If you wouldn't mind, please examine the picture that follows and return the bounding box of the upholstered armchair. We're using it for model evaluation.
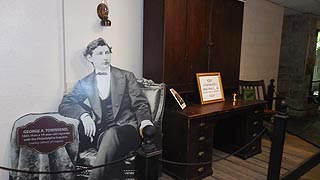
[76,78,165,179]
[10,78,165,180]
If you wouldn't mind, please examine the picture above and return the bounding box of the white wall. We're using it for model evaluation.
[240,0,284,86]
[64,0,144,91]
[0,1,64,178]
[0,0,144,178]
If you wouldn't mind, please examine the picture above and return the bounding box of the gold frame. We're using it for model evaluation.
[196,72,225,104]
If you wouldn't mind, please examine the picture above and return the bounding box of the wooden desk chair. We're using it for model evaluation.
[238,79,283,140]
[238,79,280,118]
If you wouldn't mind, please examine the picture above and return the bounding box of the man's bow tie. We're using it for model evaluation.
[96,72,108,75]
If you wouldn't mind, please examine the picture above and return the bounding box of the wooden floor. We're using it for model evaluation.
[160,134,320,180]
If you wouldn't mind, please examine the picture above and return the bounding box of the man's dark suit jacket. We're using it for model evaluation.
[58,66,152,131]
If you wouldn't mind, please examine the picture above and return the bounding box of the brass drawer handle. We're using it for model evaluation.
[253,121,258,125]
[198,151,205,157]
[199,122,206,127]
[254,110,260,114]
[252,133,257,137]
[198,167,204,173]
[251,146,257,150]
[199,136,206,141]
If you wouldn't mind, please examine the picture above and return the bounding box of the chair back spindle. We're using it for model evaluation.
[239,80,267,102]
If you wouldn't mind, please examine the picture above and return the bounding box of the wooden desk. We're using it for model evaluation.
[162,100,266,180]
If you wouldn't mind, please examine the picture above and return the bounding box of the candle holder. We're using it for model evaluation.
[97,0,111,26]
[232,92,238,102]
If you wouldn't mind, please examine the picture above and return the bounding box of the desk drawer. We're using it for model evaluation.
[247,120,262,141]
[188,118,214,162]
[190,118,213,133]
[237,138,262,159]
[189,119,214,145]
[247,108,263,123]
[188,143,213,162]
[187,163,213,179]
[246,108,263,142]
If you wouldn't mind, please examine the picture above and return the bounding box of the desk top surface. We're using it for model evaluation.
[169,99,267,118]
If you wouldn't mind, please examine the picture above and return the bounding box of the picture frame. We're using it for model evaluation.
[169,88,186,110]
[196,72,225,104]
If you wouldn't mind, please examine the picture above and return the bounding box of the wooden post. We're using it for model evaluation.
[267,79,275,110]
[135,149,161,180]
[135,126,161,180]
[267,100,288,180]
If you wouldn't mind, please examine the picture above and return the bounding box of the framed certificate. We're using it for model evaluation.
[196,72,225,104]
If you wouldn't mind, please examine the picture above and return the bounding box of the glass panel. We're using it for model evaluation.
[311,31,320,96]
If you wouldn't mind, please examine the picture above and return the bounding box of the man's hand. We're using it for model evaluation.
[80,113,96,141]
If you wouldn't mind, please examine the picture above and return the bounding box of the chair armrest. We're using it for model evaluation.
[137,78,166,128]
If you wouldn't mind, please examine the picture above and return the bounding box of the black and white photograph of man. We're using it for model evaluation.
[58,38,153,180]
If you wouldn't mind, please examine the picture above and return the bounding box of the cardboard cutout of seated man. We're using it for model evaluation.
[58,38,153,180]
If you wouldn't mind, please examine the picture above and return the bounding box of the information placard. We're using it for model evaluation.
[196,72,225,104]
[17,116,74,154]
